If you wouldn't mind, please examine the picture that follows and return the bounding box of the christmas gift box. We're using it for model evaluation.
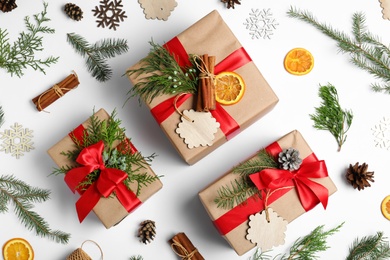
[126,10,278,165]
[198,130,337,255]
[47,108,163,228]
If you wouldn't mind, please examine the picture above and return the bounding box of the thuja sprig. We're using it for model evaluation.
[67,32,129,82]
[310,83,353,152]
[0,2,58,77]
[214,149,277,209]
[346,231,390,260]
[287,7,390,94]
[125,40,198,104]
[0,175,70,244]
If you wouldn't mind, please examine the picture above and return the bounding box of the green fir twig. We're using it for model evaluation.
[347,231,390,260]
[287,7,390,94]
[130,255,143,260]
[67,32,129,82]
[0,2,58,77]
[0,175,70,244]
[310,83,353,152]
[0,106,4,127]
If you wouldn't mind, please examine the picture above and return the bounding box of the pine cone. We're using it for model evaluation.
[0,0,17,13]
[221,0,241,9]
[346,162,374,190]
[278,148,302,171]
[64,3,83,21]
[138,220,156,244]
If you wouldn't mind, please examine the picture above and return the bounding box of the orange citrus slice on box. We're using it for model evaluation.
[284,47,314,75]
[381,195,390,220]
[214,71,245,105]
[2,238,34,260]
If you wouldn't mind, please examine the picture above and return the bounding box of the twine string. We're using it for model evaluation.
[171,239,198,260]
[192,54,215,81]
[173,93,193,122]
[81,240,104,259]
[264,186,295,222]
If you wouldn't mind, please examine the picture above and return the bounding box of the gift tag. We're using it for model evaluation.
[175,110,220,149]
[246,208,288,251]
[380,0,390,19]
[138,0,177,21]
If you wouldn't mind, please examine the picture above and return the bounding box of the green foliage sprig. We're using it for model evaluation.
[347,231,390,260]
[125,40,198,104]
[287,7,390,94]
[214,149,277,209]
[67,32,129,82]
[310,83,353,152]
[130,255,143,260]
[52,109,160,197]
[249,223,344,260]
[0,106,4,127]
[0,2,58,77]
[0,174,70,244]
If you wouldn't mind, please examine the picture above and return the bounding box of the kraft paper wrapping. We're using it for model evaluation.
[198,130,337,256]
[47,108,163,229]
[127,10,279,165]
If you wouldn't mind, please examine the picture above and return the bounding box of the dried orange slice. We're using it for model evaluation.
[381,195,390,220]
[2,238,34,260]
[214,71,245,105]
[284,47,314,75]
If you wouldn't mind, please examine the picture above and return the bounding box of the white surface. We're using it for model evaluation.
[0,0,389,259]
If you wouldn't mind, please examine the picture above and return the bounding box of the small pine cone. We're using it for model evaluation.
[0,0,17,13]
[64,3,83,21]
[346,162,374,191]
[138,220,156,244]
[278,148,302,171]
[221,0,241,9]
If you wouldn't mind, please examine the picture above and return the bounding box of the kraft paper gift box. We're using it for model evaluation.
[127,10,279,165]
[47,108,163,229]
[198,130,337,256]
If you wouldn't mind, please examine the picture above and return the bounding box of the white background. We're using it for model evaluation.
[0,0,389,259]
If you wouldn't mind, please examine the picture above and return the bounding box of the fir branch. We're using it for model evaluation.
[0,2,58,77]
[287,7,390,94]
[0,175,70,244]
[233,149,278,177]
[310,83,353,152]
[67,32,129,82]
[0,106,4,127]
[130,255,143,260]
[125,40,198,104]
[347,232,390,260]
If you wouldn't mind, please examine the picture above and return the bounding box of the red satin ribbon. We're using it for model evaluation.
[213,141,329,235]
[66,126,141,223]
[151,37,253,139]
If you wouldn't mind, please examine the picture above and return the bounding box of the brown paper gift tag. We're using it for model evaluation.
[198,130,337,255]
[127,10,279,165]
[47,108,163,229]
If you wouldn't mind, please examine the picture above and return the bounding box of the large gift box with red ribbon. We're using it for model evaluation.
[47,108,163,228]
[198,130,337,255]
[127,10,278,165]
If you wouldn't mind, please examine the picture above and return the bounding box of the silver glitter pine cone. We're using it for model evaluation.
[278,148,302,171]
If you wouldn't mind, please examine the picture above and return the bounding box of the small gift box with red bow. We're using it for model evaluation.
[126,10,278,165]
[198,130,337,256]
[47,108,163,228]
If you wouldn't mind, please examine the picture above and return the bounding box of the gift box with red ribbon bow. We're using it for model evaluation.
[198,130,337,255]
[127,10,278,165]
[47,108,163,228]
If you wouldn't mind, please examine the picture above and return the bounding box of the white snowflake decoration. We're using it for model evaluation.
[92,0,127,30]
[371,116,390,150]
[0,123,34,159]
[243,8,279,40]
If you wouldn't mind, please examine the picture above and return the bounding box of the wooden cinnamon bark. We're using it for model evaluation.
[169,232,204,260]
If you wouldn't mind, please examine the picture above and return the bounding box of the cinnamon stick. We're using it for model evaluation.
[208,56,216,110]
[201,54,210,111]
[195,54,216,112]
[169,232,204,260]
[32,72,80,112]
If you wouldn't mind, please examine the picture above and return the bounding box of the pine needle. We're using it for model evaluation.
[67,33,129,82]
[310,83,353,151]
[0,175,70,244]
[130,255,143,260]
[347,232,390,260]
[287,7,390,94]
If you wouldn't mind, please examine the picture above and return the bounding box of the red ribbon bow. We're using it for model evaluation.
[249,145,329,211]
[64,140,140,222]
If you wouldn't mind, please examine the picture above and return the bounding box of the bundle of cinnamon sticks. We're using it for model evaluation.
[196,54,216,112]
[169,232,204,260]
[32,72,80,112]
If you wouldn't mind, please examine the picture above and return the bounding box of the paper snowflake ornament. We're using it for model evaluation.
[0,123,34,159]
[92,0,127,30]
[243,8,279,39]
[175,110,220,149]
[138,0,177,21]
[372,117,390,150]
[246,208,288,251]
